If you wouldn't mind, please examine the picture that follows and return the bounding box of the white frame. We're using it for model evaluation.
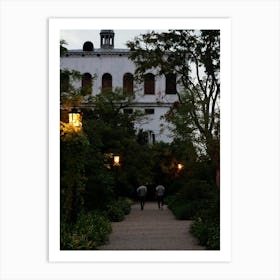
[49,18,232,262]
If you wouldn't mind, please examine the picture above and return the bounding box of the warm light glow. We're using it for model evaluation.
[69,112,82,128]
[113,155,120,166]
[177,163,184,170]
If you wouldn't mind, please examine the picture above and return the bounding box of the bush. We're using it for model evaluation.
[190,192,220,250]
[105,197,132,222]
[190,218,209,245]
[61,211,112,250]
[167,179,220,250]
[167,180,214,219]
[191,218,220,250]
[106,203,125,222]
[171,199,210,220]
[178,180,214,201]
[118,197,133,215]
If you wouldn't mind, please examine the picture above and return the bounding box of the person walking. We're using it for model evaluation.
[136,184,147,210]
[155,184,165,209]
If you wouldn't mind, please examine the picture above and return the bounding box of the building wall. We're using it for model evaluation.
[61,51,179,143]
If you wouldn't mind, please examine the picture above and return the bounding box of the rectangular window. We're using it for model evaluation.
[152,133,155,143]
[165,73,177,94]
[145,108,155,115]
[123,108,133,114]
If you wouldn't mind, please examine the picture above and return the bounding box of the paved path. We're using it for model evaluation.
[98,202,205,250]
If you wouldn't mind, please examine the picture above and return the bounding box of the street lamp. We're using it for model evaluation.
[68,107,82,129]
[177,163,184,171]
[113,155,121,167]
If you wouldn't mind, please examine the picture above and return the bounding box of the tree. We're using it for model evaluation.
[60,39,68,57]
[60,122,89,223]
[127,30,220,180]
[83,89,151,198]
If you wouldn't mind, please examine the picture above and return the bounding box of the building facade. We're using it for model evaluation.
[61,30,181,143]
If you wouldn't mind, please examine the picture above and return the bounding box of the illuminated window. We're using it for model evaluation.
[123,73,134,94]
[102,73,112,91]
[144,73,155,95]
[165,73,177,94]
[82,73,92,95]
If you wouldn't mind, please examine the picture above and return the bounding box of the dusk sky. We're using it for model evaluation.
[60,30,165,50]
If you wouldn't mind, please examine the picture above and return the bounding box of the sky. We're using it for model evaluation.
[61,30,148,50]
[60,30,167,50]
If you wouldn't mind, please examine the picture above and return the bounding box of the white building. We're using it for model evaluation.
[61,30,180,143]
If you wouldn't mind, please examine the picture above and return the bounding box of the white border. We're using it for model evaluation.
[49,18,231,262]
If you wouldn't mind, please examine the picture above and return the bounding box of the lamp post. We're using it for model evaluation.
[113,155,121,167]
[112,154,121,195]
[177,163,184,171]
[68,107,82,129]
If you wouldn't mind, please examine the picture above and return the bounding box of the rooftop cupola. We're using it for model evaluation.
[100,30,114,49]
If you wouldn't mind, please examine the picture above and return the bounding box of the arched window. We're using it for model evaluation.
[144,73,155,95]
[123,73,134,94]
[102,73,112,91]
[82,73,92,95]
[165,73,177,94]
[83,41,94,51]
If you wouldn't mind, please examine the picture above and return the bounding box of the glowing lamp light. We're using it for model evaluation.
[177,163,184,171]
[113,155,120,166]
[69,108,82,128]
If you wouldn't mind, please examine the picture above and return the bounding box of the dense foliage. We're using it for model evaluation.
[166,179,220,249]
[190,192,220,250]
[60,123,89,224]
[60,211,112,250]
[127,30,220,172]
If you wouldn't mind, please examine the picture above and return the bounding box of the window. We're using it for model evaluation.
[123,73,134,94]
[147,131,156,144]
[83,41,94,51]
[145,108,154,115]
[82,73,92,95]
[144,73,155,94]
[165,73,177,94]
[102,73,112,91]
[123,108,133,114]
[60,71,69,93]
[151,133,156,144]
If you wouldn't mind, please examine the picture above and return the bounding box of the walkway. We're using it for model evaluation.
[98,202,205,250]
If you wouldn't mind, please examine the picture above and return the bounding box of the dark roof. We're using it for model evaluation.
[100,30,114,34]
[65,48,130,56]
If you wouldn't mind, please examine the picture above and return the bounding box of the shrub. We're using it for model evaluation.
[190,218,209,245]
[191,218,220,250]
[118,197,133,215]
[171,199,211,220]
[105,197,132,222]
[168,180,214,219]
[61,211,112,250]
[190,192,220,250]
[178,180,213,201]
[167,179,220,250]
[106,203,125,222]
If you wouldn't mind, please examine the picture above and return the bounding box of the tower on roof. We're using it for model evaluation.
[100,30,115,49]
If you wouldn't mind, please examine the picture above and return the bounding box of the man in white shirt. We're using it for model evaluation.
[155,184,165,209]
[136,185,147,210]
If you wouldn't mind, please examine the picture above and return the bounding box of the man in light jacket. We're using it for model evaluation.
[137,185,147,210]
[155,184,165,209]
